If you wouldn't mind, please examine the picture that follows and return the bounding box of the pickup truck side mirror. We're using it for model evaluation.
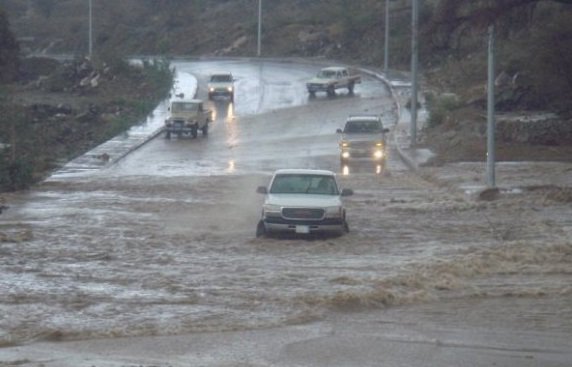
[341,188,353,197]
[256,186,268,194]
[336,128,343,134]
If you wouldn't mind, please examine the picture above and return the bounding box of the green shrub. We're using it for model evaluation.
[427,93,462,128]
[0,157,33,191]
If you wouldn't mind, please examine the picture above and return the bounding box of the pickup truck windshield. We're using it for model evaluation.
[172,102,199,113]
[210,74,232,82]
[317,70,337,79]
[344,120,383,133]
[270,174,339,195]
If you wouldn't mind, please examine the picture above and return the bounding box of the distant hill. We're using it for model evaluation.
[2,0,572,112]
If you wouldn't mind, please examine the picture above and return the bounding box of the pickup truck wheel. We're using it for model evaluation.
[207,93,213,100]
[256,220,267,238]
[165,131,171,139]
[348,82,355,94]
[308,90,316,98]
[229,93,234,103]
[327,86,335,96]
[191,124,198,138]
[202,122,209,136]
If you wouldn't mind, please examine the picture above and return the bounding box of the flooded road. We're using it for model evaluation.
[1,60,571,366]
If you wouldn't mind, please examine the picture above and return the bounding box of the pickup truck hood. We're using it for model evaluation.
[266,194,342,208]
[208,81,232,89]
[168,112,196,120]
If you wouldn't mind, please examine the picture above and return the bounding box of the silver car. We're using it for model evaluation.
[207,72,235,102]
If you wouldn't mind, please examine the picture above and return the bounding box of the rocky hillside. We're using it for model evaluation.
[3,0,572,112]
[0,7,173,191]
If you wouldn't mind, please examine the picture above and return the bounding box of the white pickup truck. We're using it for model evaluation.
[255,169,353,237]
[306,66,361,96]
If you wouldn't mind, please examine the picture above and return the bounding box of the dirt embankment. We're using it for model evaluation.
[0,56,172,192]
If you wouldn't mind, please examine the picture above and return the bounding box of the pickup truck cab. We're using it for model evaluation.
[207,72,235,102]
[306,66,361,96]
[337,115,390,164]
[255,169,353,237]
[164,99,212,139]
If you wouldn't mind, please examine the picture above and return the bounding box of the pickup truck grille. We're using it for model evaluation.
[282,208,324,220]
[350,141,376,149]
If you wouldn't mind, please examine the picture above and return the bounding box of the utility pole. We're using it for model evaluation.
[486,25,496,187]
[384,0,390,73]
[88,0,93,59]
[257,0,262,57]
[410,0,419,147]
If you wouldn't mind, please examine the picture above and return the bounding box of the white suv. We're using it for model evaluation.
[207,72,235,102]
[256,169,353,237]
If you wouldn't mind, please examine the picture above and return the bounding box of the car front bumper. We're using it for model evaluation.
[306,84,330,92]
[262,217,345,234]
[341,148,386,161]
[209,88,233,96]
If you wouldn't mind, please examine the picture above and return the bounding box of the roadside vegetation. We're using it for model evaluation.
[0,8,173,191]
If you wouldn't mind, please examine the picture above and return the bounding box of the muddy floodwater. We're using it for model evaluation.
[1,60,571,366]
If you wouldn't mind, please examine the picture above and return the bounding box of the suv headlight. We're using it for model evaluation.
[227,87,233,92]
[324,206,343,218]
[373,150,384,159]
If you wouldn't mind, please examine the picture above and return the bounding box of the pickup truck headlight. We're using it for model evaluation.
[341,151,350,159]
[341,141,349,147]
[324,206,343,218]
[227,87,233,92]
[373,150,384,159]
[263,204,281,216]
[209,87,215,92]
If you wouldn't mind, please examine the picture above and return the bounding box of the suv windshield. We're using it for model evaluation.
[344,120,382,133]
[270,174,338,195]
[171,102,199,113]
[210,74,232,82]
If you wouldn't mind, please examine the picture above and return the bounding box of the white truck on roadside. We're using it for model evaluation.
[306,66,361,96]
